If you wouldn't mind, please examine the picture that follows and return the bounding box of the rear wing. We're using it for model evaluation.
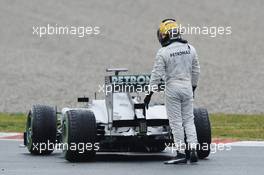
[105,74,165,93]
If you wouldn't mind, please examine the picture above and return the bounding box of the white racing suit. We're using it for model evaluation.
[149,41,200,152]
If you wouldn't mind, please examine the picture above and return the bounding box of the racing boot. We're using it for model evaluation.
[189,149,198,163]
[164,151,187,164]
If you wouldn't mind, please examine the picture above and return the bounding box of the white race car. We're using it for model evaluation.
[24,68,211,162]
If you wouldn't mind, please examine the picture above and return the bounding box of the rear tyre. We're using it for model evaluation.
[194,108,211,159]
[63,110,97,162]
[26,105,57,155]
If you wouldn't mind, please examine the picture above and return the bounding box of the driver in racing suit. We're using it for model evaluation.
[144,19,200,164]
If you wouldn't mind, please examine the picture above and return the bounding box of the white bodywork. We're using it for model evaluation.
[91,93,167,123]
[61,92,168,136]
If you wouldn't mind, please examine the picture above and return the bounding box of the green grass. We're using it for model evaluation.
[0,113,264,140]
[210,114,264,140]
[0,113,26,132]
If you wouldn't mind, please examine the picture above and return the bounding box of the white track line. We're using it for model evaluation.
[0,132,21,137]
[227,141,264,147]
[0,139,23,141]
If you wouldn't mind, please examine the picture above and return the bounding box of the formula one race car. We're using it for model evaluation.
[24,68,211,162]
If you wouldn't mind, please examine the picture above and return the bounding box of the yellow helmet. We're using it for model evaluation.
[157,19,181,47]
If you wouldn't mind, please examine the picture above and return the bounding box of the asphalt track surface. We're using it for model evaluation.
[1,140,264,175]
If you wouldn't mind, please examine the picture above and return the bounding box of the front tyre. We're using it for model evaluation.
[26,105,57,155]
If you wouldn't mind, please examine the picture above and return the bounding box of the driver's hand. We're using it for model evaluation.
[192,86,197,98]
[144,91,154,109]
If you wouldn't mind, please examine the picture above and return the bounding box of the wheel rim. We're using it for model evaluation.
[26,112,33,151]
[62,116,69,155]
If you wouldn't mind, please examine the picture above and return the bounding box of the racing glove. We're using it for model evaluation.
[192,86,197,98]
[144,91,154,109]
